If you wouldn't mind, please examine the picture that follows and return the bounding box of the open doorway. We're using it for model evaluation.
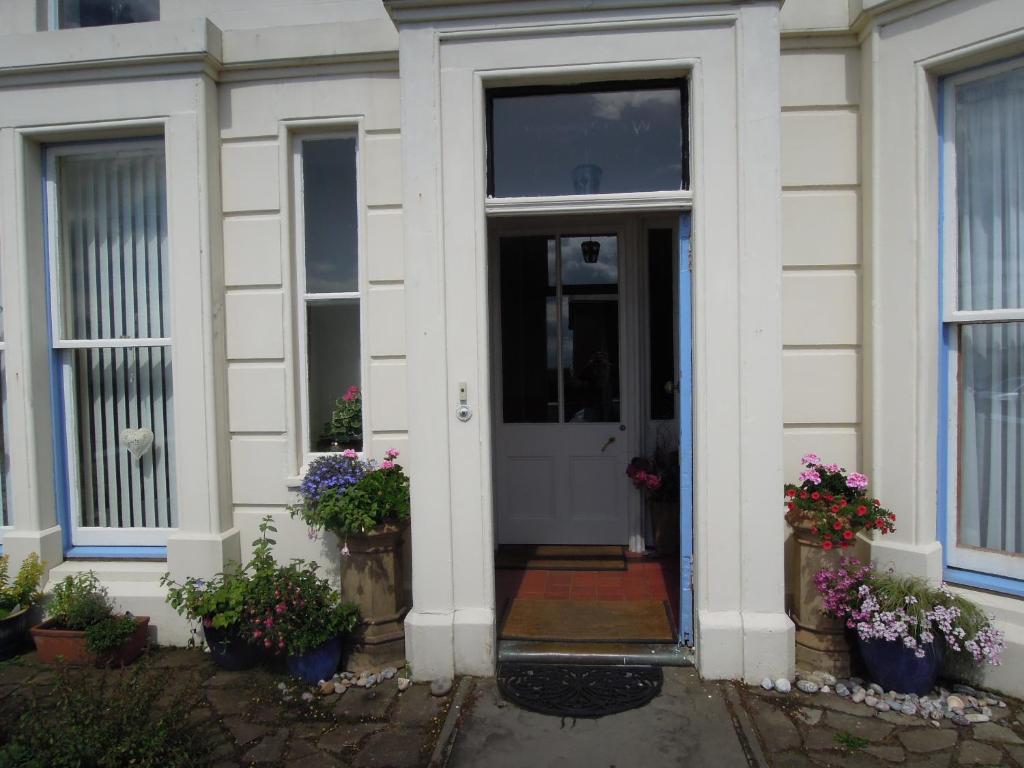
[489,215,686,658]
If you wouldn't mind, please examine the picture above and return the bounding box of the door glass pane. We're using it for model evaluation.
[955,66,1024,312]
[307,300,362,450]
[489,82,685,198]
[72,347,175,529]
[560,236,619,422]
[58,0,159,28]
[958,321,1024,554]
[57,151,169,341]
[500,237,558,423]
[302,138,358,295]
[648,228,675,420]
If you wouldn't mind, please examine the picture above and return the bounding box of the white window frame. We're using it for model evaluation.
[0,343,8,544]
[45,139,176,547]
[941,58,1024,581]
[292,132,368,464]
[48,0,160,30]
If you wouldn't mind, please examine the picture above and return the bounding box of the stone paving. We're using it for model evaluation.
[736,679,1024,767]
[0,648,453,768]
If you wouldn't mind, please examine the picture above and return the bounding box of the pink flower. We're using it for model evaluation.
[846,472,869,490]
[823,463,841,473]
[275,603,286,615]
[646,475,662,491]
[342,385,360,402]
[380,460,395,470]
[253,629,262,639]
[386,448,400,459]
[799,469,822,485]
[342,449,358,459]
[801,453,821,466]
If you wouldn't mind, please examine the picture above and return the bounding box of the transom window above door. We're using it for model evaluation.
[486,80,688,198]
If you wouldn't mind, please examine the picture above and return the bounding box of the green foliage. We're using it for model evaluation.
[0,554,45,619]
[241,517,359,656]
[833,732,868,751]
[48,572,113,631]
[295,465,410,536]
[85,615,139,655]
[320,384,362,445]
[0,665,214,768]
[161,566,249,635]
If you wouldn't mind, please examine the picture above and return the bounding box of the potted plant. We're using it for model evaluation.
[783,454,896,674]
[0,553,45,660]
[291,448,410,666]
[319,384,362,451]
[626,437,680,554]
[31,572,149,667]
[817,559,1004,694]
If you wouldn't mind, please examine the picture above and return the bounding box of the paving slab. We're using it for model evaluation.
[898,728,958,753]
[957,739,1004,765]
[448,668,749,768]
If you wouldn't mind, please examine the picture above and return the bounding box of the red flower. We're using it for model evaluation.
[831,505,840,513]
[840,541,849,549]
[811,527,818,534]
[857,505,868,516]
[839,499,848,507]
[842,530,854,540]
[811,492,821,501]
[800,492,809,499]
[822,541,834,551]
[786,488,797,497]
[833,521,843,530]
[824,533,832,540]
[787,502,796,511]
[888,514,896,521]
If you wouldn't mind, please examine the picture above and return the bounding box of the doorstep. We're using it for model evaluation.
[498,639,694,667]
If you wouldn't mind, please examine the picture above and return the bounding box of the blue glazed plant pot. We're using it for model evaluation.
[286,636,343,684]
[858,636,943,695]
[202,622,262,671]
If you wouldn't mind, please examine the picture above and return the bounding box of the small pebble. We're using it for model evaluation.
[761,677,774,691]
[796,680,820,694]
[277,682,287,691]
[818,672,837,686]
[865,696,878,707]
[334,682,347,695]
[300,692,314,702]
[901,704,917,716]
[852,689,866,704]
[319,681,334,695]
[397,677,412,692]
[869,683,885,695]
[875,701,891,712]
[431,676,454,697]
[366,674,378,687]
[952,714,970,726]
[821,686,831,694]
[836,683,850,698]
[775,679,791,694]
[382,667,398,680]
[947,695,965,710]
[964,713,990,723]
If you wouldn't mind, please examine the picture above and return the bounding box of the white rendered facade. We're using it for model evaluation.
[0,0,1022,694]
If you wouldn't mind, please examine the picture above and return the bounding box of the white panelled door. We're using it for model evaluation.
[494,231,630,545]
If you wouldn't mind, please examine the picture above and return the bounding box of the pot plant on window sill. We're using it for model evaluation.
[31,572,149,667]
[291,448,411,668]
[0,553,45,661]
[318,385,363,453]
[783,454,896,675]
[816,559,1004,695]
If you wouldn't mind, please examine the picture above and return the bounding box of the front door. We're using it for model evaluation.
[494,230,631,544]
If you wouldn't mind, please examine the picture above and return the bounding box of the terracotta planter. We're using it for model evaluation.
[31,615,150,667]
[788,526,855,676]
[338,521,409,669]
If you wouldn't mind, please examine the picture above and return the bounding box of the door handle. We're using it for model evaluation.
[601,436,616,453]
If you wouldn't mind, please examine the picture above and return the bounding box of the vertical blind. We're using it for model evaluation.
[955,66,1024,556]
[56,149,176,531]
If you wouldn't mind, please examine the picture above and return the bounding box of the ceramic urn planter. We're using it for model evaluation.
[31,615,150,667]
[340,521,409,669]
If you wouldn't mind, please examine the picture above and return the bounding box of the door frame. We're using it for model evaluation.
[488,215,643,549]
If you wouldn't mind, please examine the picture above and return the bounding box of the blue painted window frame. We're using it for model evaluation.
[937,63,1024,598]
[42,141,167,561]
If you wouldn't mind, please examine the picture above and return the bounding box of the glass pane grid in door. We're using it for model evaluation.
[499,234,620,425]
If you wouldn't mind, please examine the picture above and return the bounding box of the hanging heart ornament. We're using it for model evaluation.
[120,427,154,460]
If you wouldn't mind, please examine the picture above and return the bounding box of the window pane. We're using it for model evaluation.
[307,301,361,450]
[302,138,358,295]
[57,150,169,341]
[500,236,558,423]
[58,0,159,28]
[958,321,1024,555]
[648,228,675,420]
[72,347,175,529]
[560,236,619,423]
[955,66,1024,311]
[489,82,685,198]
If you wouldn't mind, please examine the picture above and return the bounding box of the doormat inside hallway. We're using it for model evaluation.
[495,545,627,571]
[497,662,663,718]
[499,598,676,643]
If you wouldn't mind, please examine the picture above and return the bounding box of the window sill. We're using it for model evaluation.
[944,565,1024,600]
[64,545,167,560]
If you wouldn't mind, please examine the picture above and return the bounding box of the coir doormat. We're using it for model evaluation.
[497,662,663,718]
[495,545,627,571]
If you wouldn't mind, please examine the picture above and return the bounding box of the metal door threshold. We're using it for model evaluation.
[498,640,694,667]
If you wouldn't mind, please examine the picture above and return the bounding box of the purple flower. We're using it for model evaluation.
[298,454,367,505]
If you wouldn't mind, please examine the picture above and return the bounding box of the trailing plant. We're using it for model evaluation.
[0,664,216,767]
[0,554,45,619]
[320,384,362,446]
[48,572,115,631]
[784,453,895,550]
[291,449,410,536]
[816,558,1004,667]
[242,517,358,656]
